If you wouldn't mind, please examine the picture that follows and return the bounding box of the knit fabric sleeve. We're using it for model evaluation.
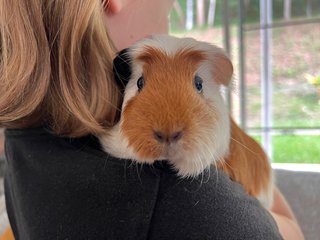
[4,128,282,240]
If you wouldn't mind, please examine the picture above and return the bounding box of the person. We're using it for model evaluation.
[0,0,303,239]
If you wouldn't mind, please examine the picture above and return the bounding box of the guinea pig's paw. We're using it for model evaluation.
[256,177,274,209]
[171,156,213,178]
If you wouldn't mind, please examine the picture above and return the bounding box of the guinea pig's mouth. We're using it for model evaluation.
[153,143,216,177]
[158,144,184,161]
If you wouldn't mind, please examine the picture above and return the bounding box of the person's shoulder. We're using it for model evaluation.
[149,169,283,240]
[4,126,112,164]
[5,126,99,149]
[5,126,52,138]
[4,127,162,174]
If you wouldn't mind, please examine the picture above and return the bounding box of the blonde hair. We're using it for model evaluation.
[0,0,120,137]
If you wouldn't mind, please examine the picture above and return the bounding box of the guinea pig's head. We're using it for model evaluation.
[113,35,233,177]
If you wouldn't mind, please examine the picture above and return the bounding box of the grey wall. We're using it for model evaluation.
[275,169,320,240]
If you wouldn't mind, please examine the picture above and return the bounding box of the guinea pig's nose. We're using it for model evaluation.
[154,130,183,143]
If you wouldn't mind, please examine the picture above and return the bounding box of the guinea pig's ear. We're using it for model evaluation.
[113,48,132,90]
[210,48,233,86]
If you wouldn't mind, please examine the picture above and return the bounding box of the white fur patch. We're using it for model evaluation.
[257,173,274,209]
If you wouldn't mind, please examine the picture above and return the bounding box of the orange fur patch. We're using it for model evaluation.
[210,53,233,86]
[218,117,271,198]
[0,227,14,240]
[121,47,217,161]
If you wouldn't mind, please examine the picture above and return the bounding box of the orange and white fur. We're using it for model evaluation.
[99,35,273,209]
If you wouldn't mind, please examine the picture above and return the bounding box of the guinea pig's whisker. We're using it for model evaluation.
[135,163,144,184]
[200,156,206,185]
[192,154,199,175]
[212,165,220,189]
[201,157,211,184]
[206,138,221,181]
[127,160,136,169]
[221,158,236,172]
[230,137,258,156]
[212,154,219,183]
[216,156,227,168]
[194,155,202,179]
[199,165,204,186]
[196,138,214,183]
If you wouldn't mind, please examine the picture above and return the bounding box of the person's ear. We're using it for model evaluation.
[104,0,124,14]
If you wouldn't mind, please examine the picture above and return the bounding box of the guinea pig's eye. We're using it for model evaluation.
[194,75,203,93]
[137,76,144,91]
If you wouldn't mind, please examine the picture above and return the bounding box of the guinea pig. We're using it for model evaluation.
[99,35,273,209]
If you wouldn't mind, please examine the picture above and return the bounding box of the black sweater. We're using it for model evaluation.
[4,128,282,240]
